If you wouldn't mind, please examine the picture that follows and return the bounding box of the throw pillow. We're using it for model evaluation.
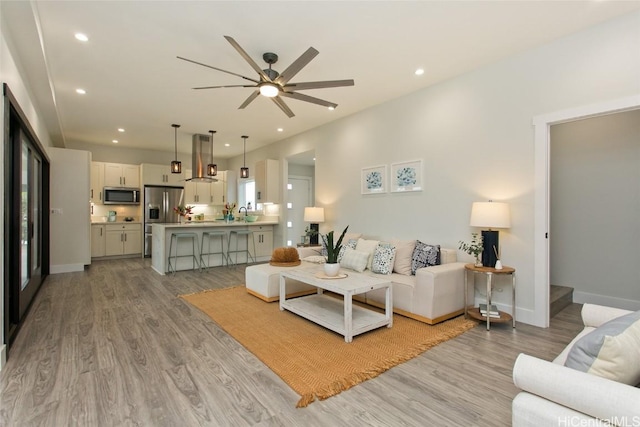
[371,242,397,275]
[564,310,640,385]
[337,239,358,262]
[410,241,441,275]
[391,239,416,276]
[340,248,369,273]
[355,238,380,270]
[302,255,326,264]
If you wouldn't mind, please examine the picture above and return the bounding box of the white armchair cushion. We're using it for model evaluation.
[564,310,640,385]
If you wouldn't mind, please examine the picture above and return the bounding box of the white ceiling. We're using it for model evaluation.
[3,1,640,159]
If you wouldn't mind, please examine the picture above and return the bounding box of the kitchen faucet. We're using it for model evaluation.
[238,206,248,220]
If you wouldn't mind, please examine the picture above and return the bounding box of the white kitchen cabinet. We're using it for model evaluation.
[249,225,273,258]
[254,159,280,204]
[105,223,142,256]
[140,163,184,186]
[104,163,140,188]
[91,224,106,257]
[184,169,213,204]
[210,171,227,205]
[90,162,105,204]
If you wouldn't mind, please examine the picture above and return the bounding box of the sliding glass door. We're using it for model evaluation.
[19,135,43,318]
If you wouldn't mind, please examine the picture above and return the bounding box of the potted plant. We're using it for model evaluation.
[321,225,349,277]
[459,232,484,267]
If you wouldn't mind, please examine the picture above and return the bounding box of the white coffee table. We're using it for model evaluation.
[279,265,393,343]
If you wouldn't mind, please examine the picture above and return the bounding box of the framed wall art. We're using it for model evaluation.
[361,165,387,194]
[391,160,422,192]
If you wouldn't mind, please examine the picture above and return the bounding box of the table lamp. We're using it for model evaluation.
[470,201,511,268]
[304,207,325,245]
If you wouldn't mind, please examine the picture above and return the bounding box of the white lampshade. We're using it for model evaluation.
[304,207,325,223]
[259,83,279,98]
[470,201,511,229]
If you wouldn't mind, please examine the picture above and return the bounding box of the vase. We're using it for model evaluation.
[324,263,341,277]
[228,214,234,221]
[474,255,483,267]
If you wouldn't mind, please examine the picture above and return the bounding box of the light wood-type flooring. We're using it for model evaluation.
[0,258,584,426]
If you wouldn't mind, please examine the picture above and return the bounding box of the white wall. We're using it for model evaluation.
[550,110,640,310]
[227,11,640,325]
[48,148,91,273]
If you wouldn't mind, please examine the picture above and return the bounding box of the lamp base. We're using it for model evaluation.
[309,223,319,245]
[481,230,499,268]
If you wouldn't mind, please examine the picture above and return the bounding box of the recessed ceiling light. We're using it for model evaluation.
[415,68,425,76]
[76,88,86,94]
[117,128,125,132]
[328,106,335,111]
[313,157,316,161]
[224,143,230,147]
[74,33,89,42]
[277,128,283,132]
[112,140,118,144]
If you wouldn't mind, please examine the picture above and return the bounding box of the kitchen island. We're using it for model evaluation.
[151,221,277,275]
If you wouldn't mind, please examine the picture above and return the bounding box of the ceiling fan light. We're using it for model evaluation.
[259,83,279,98]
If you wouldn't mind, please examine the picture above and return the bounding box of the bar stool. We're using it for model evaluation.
[200,230,228,268]
[168,232,201,274]
[227,230,256,266]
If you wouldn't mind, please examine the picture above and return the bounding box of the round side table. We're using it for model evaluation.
[464,264,516,330]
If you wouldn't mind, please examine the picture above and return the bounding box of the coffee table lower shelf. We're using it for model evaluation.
[281,294,391,342]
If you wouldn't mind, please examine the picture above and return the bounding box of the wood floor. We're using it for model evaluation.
[0,258,585,426]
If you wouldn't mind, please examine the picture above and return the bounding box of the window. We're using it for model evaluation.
[238,179,255,210]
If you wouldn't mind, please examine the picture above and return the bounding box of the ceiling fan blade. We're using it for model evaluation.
[238,90,260,109]
[283,79,355,91]
[275,47,319,85]
[193,84,256,90]
[271,97,295,118]
[224,36,271,82]
[177,56,260,83]
[279,91,337,109]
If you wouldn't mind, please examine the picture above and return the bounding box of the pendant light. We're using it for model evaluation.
[207,129,217,176]
[170,124,181,174]
[240,135,249,179]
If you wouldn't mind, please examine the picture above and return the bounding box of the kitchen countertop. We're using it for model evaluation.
[153,220,277,228]
[91,220,142,224]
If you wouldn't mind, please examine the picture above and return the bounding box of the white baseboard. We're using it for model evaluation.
[573,291,640,311]
[50,263,86,274]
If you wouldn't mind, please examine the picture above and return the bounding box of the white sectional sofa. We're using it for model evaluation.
[512,304,640,426]
[245,238,467,325]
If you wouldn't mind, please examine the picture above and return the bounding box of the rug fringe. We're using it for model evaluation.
[296,393,316,408]
[179,285,241,298]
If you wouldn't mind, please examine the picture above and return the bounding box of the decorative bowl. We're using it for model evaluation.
[244,215,258,222]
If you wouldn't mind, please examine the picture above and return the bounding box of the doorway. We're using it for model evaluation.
[533,94,640,327]
[3,84,50,348]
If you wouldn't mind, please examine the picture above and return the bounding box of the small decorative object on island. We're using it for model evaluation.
[174,205,194,223]
[223,202,237,222]
[459,232,484,267]
[321,225,349,277]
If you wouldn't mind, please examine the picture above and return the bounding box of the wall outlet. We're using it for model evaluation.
[51,208,63,215]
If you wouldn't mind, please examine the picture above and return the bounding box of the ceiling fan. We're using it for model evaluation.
[177,36,355,118]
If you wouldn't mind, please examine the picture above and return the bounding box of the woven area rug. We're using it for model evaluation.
[181,286,477,407]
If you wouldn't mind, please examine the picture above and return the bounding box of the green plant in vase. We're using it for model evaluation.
[321,225,349,276]
[459,232,484,267]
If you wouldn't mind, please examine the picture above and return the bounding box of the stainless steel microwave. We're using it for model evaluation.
[103,187,140,205]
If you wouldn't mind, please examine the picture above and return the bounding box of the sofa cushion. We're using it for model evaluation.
[564,310,640,385]
[355,238,380,270]
[340,248,369,273]
[371,242,396,275]
[391,239,416,276]
[337,238,358,262]
[410,241,441,275]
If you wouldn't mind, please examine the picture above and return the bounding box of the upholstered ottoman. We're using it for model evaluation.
[245,262,316,302]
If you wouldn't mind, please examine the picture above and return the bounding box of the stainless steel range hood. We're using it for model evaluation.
[187,133,218,182]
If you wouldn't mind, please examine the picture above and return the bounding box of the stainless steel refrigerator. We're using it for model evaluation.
[144,185,184,257]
